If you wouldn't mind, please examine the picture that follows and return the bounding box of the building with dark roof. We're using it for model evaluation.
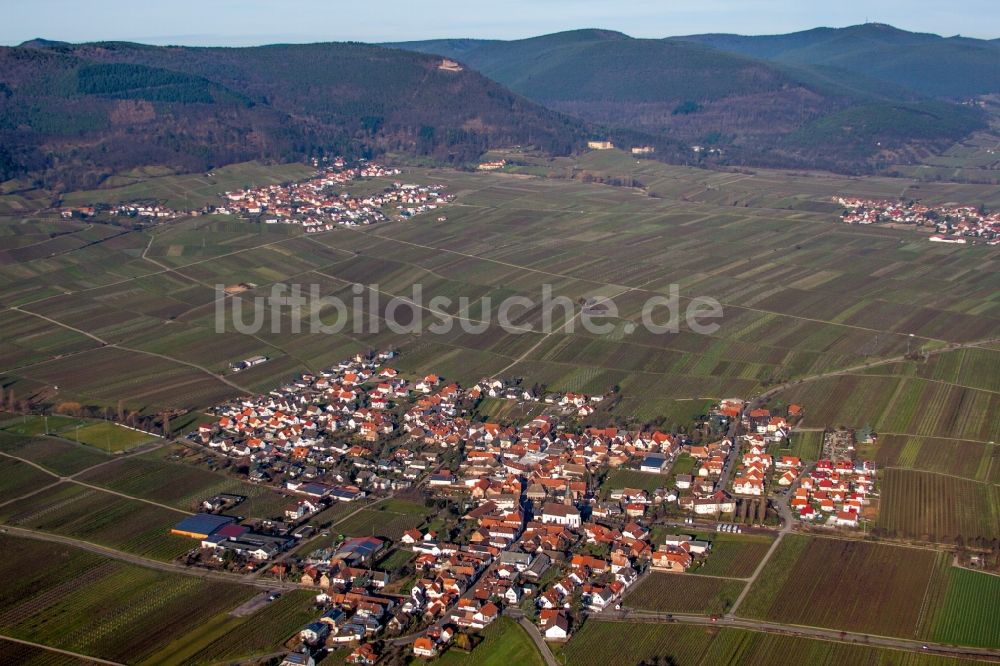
[171,513,236,539]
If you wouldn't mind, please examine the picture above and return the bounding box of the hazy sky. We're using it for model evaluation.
[3,0,998,46]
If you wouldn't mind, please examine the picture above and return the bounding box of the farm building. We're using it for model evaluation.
[171,513,236,539]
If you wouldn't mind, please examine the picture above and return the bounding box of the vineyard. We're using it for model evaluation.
[0,637,95,666]
[878,468,1000,543]
[622,572,745,615]
[874,435,999,483]
[772,375,1000,443]
[334,500,435,541]
[0,432,108,476]
[0,535,254,663]
[0,457,56,503]
[0,482,193,561]
[76,453,292,518]
[737,535,944,638]
[692,533,775,578]
[143,589,318,665]
[929,568,1000,648]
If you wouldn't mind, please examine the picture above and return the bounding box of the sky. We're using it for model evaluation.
[3,0,998,46]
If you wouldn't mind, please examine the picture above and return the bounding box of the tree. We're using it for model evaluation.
[756,497,767,524]
[162,413,171,437]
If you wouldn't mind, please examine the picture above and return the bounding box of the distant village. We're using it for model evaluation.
[161,346,880,663]
[60,159,453,233]
[219,159,452,231]
[837,196,1000,244]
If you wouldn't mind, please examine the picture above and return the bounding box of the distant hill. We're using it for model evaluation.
[673,23,1000,98]
[388,29,986,173]
[1,41,585,189]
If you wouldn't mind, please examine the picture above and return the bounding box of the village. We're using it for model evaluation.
[836,196,1000,243]
[160,347,881,664]
[218,159,453,231]
[59,159,452,234]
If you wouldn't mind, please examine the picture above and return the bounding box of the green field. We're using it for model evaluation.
[428,617,544,666]
[0,414,86,437]
[622,573,745,615]
[62,421,159,452]
[0,535,254,664]
[334,500,435,540]
[929,568,1000,648]
[560,620,988,666]
[604,468,669,494]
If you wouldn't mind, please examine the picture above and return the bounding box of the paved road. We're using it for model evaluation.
[598,611,1000,662]
[0,634,123,665]
[1,525,298,591]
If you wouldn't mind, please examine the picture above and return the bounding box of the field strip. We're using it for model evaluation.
[0,634,125,666]
[596,614,1000,661]
[493,285,638,377]
[883,466,1000,486]
[313,270,535,334]
[837,373,1000,396]
[8,306,253,393]
[341,225,956,343]
[876,432,999,445]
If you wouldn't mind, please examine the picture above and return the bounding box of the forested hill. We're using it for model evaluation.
[0,41,585,190]
[388,28,988,173]
[672,23,1000,98]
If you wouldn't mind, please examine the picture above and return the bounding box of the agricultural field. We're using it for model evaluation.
[737,535,945,639]
[780,430,824,461]
[0,482,193,561]
[0,413,86,437]
[874,435,1000,483]
[141,589,318,665]
[74,450,292,517]
[430,617,544,666]
[603,468,670,494]
[770,375,1000,444]
[560,620,988,666]
[622,572,745,615]
[61,420,159,453]
[60,160,314,209]
[0,432,108,476]
[0,456,57,503]
[377,547,417,573]
[928,567,1000,648]
[692,533,776,578]
[878,468,1000,543]
[2,160,998,423]
[0,535,254,664]
[862,347,1000,395]
[334,499,435,540]
[0,638,98,665]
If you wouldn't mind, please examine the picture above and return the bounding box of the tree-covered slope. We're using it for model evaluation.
[1,41,586,189]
